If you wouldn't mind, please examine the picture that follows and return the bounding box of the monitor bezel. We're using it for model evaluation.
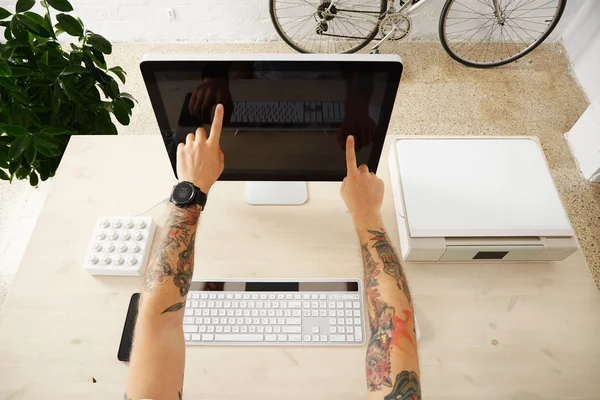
[140,56,403,182]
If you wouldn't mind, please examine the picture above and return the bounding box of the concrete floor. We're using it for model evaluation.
[0,41,597,310]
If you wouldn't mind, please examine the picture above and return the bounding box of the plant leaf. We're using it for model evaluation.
[109,66,126,83]
[8,135,30,160]
[33,132,59,148]
[87,33,112,54]
[0,169,9,180]
[55,13,83,36]
[16,14,52,38]
[118,92,137,103]
[24,139,37,163]
[29,170,38,186]
[5,39,30,48]
[90,48,106,69]
[0,7,11,20]
[10,18,29,41]
[10,66,35,77]
[112,98,130,125]
[11,91,30,105]
[0,124,28,136]
[61,65,87,75]
[47,0,73,12]
[0,77,20,91]
[41,127,76,135]
[15,0,35,13]
[0,59,11,77]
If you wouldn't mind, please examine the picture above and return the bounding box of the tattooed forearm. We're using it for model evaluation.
[361,229,420,398]
[162,301,186,314]
[368,230,412,303]
[142,205,200,308]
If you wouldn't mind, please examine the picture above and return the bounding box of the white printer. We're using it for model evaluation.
[388,137,578,262]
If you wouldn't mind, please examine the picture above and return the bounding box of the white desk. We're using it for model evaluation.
[0,136,599,399]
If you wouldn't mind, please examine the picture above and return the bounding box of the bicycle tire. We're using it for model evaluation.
[439,0,567,68]
[269,0,387,54]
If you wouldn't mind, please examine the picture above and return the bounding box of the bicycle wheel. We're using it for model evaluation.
[439,0,566,68]
[270,0,387,54]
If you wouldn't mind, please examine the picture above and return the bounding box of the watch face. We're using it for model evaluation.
[173,182,195,204]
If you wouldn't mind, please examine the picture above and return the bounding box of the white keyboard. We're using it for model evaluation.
[183,279,366,346]
[84,216,156,276]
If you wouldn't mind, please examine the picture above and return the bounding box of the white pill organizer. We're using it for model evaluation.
[85,216,156,276]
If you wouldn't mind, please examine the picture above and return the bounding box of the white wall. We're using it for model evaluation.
[563,0,600,101]
[0,0,589,43]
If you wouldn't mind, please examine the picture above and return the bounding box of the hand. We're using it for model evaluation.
[177,104,225,193]
[189,77,233,123]
[340,135,384,227]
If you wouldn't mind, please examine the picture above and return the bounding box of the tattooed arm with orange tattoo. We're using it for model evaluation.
[341,136,421,400]
[126,106,225,400]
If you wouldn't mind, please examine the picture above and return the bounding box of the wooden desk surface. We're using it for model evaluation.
[0,136,599,399]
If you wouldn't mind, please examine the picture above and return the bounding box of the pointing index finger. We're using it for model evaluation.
[346,135,358,175]
[209,104,224,144]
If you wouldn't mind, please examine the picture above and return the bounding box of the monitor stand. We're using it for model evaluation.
[244,182,308,205]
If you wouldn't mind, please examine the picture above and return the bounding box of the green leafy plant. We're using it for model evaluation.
[0,0,135,185]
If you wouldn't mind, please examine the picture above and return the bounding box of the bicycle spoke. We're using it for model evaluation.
[442,0,561,66]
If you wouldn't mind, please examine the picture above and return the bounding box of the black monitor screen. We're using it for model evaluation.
[141,58,402,181]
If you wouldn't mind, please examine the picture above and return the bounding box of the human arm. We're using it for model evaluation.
[340,136,421,399]
[125,105,226,400]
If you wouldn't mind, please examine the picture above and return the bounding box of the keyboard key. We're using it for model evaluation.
[312,334,320,342]
[227,310,234,316]
[232,326,240,333]
[185,309,193,316]
[199,326,207,333]
[268,310,275,317]
[338,327,346,334]
[257,326,264,333]
[241,326,248,333]
[311,310,318,317]
[353,301,360,309]
[311,294,318,300]
[303,294,310,300]
[211,317,219,324]
[345,310,352,317]
[242,294,250,300]
[345,302,352,308]
[253,318,260,325]
[209,294,216,299]
[260,310,267,317]
[346,318,353,325]
[329,310,336,317]
[183,325,198,333]
[311,301,318,308]
[289,301,301,309]
[290,310,298,317]
[217,294,224,299]
[329,302,336,309]
[243,310,250,317]
[235,310,242,316]
[215,334,264,342]
[216,326,223,333]
[280,301,287,308]
[220,317,227,324]
[210,310,218,316]
[249,326,256,333]
[319,302,327,309]
[319,310,327,317]
[215,301,223,308]
[264,302,271,309]
[329,327,337,334]
[269,318,277,325]
[261,317,268,325]
[303,302,311,309]
[219,310,226,317]
[347,335,354,342]
[224,326,231,333]
[311,327,320,334]
[272,301,279,308]
[354,318,362,325]
[195,317,203,324]
[252,310,259,317]
[240,301,247,308]
[319,294,327,300]
[208,326,215,333]
[265,334,277,342]
[265,326,273,333]
[184,334,191,341]
[260,294,267,300]
[282,326,301,334]
[330,334,346,342]
[184,317,194,324]
[191,334,201,341]
[303,335,311,342]
[191,301,198,308]
[294,294,302,300]
[203,317,211,324]
[224,301,231,308]
[320,334,328,342]
[303,310,311,317]
[286,294,293,300]
[208,301,215,308]
[278,334,288,342]
[346,326,353,334]
[199,301,207,308]
[232,301,239,308]
[200,293,208,299]
[236,317,244,325]
[276,310,283,317]
[278,318,285,325]
[353,310,361,317]
[202,334,215,341]
[226,294,233,300]
[329,318,336,325]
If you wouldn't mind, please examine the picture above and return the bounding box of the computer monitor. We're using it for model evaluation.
[140,54,403,205]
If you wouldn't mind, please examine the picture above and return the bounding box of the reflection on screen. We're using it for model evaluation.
[151,61,393,180]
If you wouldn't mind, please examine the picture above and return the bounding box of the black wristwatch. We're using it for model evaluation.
[170,181,208,210]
